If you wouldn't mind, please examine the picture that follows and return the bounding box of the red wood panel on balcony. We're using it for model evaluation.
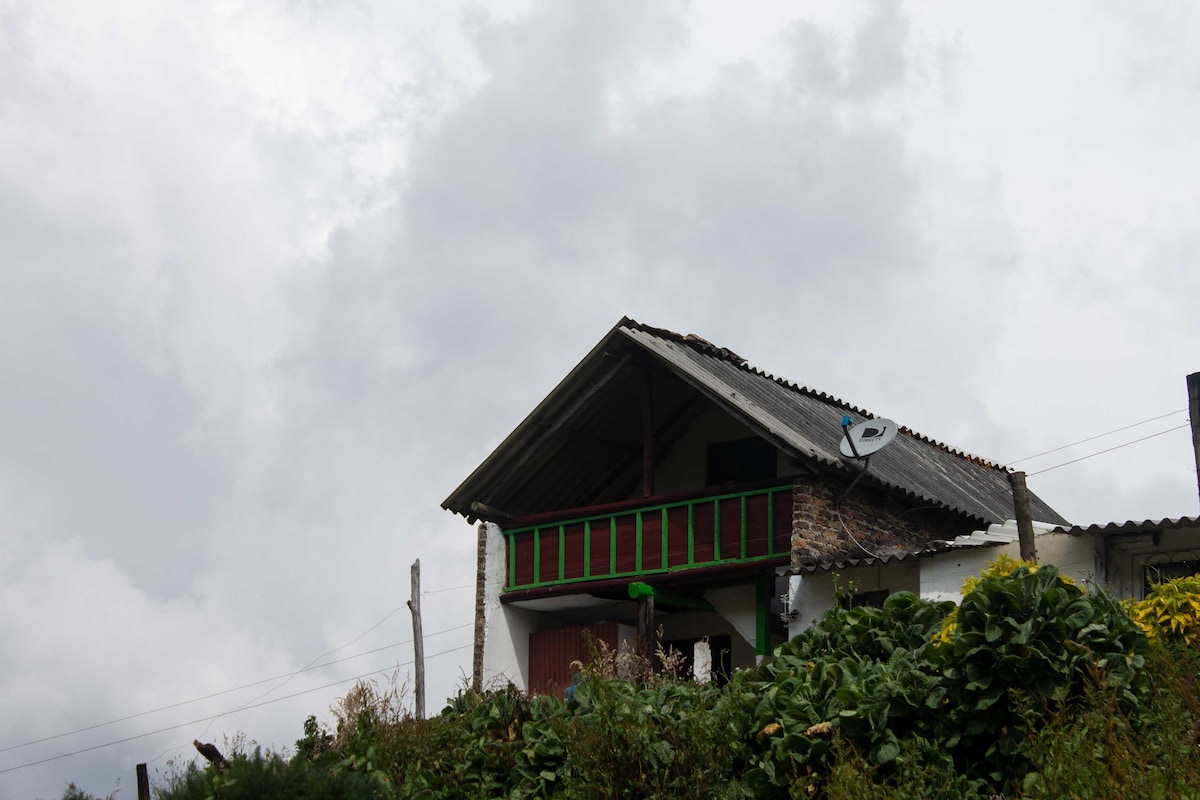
[563,521,587,581]
[744,494,768,558]
[513,532,535,587]
[589,521,612,578]
[722,497,748,557]
[538,530,561,584]
[641,511,663,570]
[614,513,638,573]
[666,505,691,567]
[696,506,710,563]
[774,492,791,554]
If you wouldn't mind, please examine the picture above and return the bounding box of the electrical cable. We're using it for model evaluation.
[1007,408,1186,465]
[1026,424,1190,476]
[198,601,409,736]
[833,505,879,559]
[0,622,473,755]
[0,643,474,776]
[423,584,474,595]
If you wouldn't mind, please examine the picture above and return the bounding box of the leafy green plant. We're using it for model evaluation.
[930,562,1148,786]
[1131,574,1200,645]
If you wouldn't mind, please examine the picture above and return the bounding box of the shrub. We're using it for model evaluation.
[1131,574,1200,646]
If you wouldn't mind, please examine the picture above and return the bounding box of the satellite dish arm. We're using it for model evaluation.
[841,415,862,458]
[838,415,870,505]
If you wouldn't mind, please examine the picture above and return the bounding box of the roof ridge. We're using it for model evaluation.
[620,317,1008,472]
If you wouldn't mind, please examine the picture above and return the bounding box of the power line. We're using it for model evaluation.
[1008,408,1187,465]
[1027,424,1190,476]
[0,623,473,755]
[0,643,474,776]
[423,584,474,595]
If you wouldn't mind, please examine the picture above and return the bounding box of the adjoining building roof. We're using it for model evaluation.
[1054,516,1200,536]
[443,318,1068,527]
[946,519,1060,548]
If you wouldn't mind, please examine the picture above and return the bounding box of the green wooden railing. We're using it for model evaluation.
[504,483,792,593]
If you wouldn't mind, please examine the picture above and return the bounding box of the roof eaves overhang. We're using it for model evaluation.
[442,319,637,521]
[1053,516,1200,537]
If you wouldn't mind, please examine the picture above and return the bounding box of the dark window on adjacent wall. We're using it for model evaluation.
[840,589,889,610]
[1143,558,1200,598]
[706,437,777,486]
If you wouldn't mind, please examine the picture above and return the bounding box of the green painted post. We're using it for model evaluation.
[635,512,644,572]
[740,495,748,559]
[688,501,700,564]
[584,520,592,578]
[558,524,566,581]
[756,574,772,658]
[711,499,720,564]
[507,530,516,591]
[533,529,541,586]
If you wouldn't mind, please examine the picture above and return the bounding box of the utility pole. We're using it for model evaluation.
[1009,471,1038,563]
[407,559,425,719]
[1188,372,1200,511]
[136,763,150,800]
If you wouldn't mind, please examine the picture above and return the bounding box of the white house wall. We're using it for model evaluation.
[1103,526,1200,600]
[479,523,532,689]
[785,559,920,639]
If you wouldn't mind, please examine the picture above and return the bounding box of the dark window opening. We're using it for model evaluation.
[706,437,777,486]
[659,635,733,686]
[1143,559,1200,598]
[840,589,889,610]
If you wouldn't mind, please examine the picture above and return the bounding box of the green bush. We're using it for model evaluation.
[1132,574,1200,646]
[144,561,1168,799]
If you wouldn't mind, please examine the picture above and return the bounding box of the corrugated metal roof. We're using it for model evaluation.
[944,519,1059,548]
[1053,516,1200,536]
[443,317,1069,527]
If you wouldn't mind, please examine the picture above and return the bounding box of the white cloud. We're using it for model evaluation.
[5,1,1200,796]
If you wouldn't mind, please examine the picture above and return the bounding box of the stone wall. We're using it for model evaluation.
[790,475,969,569]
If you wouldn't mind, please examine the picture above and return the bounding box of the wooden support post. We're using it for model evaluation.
[1188,372,1200,511]
[755,574,773,660]
[1009,471,1038,563]
[136,763,150,800]
[472,524,487,693]
[636,593,656,679]
[407,559,425,719]
[642,364,654,497]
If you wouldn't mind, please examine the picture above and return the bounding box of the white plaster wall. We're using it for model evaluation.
[786,573,836,640]
[1036,532,1098,586]
[921,545,1019,602]
[479,522,533,690]
[1104,526,1200,599]
[921,533,1100,604]
[785,561,920,639]
[704,583,758,652]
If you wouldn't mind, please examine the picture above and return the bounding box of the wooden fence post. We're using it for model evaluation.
[407,559,425,719]
[136,763,150,800]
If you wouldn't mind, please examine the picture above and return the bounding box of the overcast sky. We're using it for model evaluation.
[3,1,1200,796]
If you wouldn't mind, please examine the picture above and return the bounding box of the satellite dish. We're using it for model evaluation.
[839,418,898,458]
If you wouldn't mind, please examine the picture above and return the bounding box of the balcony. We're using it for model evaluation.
[503,482,793,594]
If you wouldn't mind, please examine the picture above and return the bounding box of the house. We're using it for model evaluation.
[443,318,1069,694]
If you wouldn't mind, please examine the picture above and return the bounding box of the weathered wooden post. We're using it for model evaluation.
[1188,372,1200,510]
[136,763,150,800]
[1008,470,1038,563]
[407,559,425,719]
